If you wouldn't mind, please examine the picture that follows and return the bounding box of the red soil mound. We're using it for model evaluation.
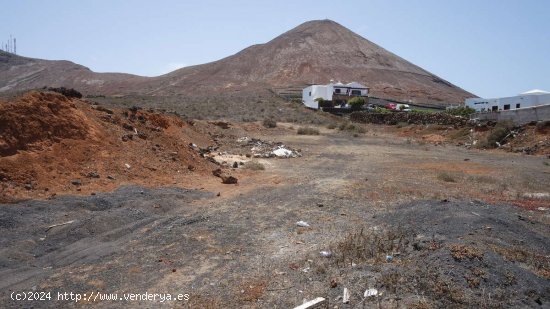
[0,92,98,156]
[0,91,218,202]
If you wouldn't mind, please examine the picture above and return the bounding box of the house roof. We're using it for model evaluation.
[520,89,550,95]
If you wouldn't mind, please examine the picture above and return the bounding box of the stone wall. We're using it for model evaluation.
[350,111,468,126]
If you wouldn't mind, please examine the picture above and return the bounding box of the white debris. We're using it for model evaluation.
[296,221,310,227]
[272,147,293,157]
[319,250,332,258]
[343,287,350,304]
[237,136,251,143]
[292,297,327,309]
[364,288,378,298]
[124,163,131,169]
[522,192,550,199]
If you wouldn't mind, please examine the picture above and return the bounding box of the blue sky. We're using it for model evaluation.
[2,0,549,98]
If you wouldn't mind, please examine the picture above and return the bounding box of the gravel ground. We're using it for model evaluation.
[0,126,549,308]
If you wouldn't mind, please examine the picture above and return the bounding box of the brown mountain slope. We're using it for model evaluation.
[0,20,474,104]
[0,51,147,95]
[147,20,474,103]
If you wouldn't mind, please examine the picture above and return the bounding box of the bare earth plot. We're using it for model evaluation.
[1,124,549,308]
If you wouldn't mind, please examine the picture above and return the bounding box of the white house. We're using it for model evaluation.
[465,89,550,112]
[302,81,369,109]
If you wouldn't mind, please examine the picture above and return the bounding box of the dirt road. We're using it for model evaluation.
[1,127,549,308]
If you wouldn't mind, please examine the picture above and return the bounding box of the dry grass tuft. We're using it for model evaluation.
[449,244,483,261]
[297,127,320,135]
[243,161,265,171]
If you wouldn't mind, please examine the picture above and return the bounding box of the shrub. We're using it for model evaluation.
[327,123,337,129]
[480,121,514,148]
[339,121,367,133]
[262,118,277,128]
[297,127,320,135]
[348,97,366,109]
[445,106,476,118]
[243,160,265,170]
[437,172,457,183]
[46,87,82,99]
[535,120,550,133]
[314,97,324,103]
[374,106,390,114]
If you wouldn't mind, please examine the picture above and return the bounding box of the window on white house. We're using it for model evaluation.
[309,92,311,96]
[335,89,341,94]
[503,104,510,110]
[351,90,361,95]
[516,103,520,108]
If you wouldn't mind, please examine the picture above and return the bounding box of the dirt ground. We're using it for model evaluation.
[1,94,549,308]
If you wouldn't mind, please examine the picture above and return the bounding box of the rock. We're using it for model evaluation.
[330,279,338,288]
[107,175,116,180]
[233,162,239,168]
[86,171,100,178]
[71,179,82,186]
[188,165,195,171]
[221,175,238,184]
[212,168,223,177]
[122,123,134,131]
[24,183,33,190]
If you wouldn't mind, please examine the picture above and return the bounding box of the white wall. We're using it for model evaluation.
[466,93,550,112]
[302,85,333,109]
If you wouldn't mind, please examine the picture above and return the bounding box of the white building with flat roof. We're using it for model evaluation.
[302,81,369,109]
[465,89,550,112]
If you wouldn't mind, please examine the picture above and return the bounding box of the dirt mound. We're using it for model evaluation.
[0,91,219,202]
[0,91,97,156]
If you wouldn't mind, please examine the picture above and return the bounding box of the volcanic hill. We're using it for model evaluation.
[0,20,474,104]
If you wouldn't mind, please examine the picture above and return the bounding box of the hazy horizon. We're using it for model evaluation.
[2,0,549,98]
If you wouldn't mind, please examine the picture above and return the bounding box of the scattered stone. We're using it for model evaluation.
[217,192,221,197]
[210,121,230,129]
[221,175,238,184]
[330,279,338,288]
[24,183,33,190]
[122,123,134,131]
[212,168,223,177]
[71,179,82,186]
[107,175,116,180]
[188,165,195,171]
[92,105,114,114]
[86,171,100,178]
[232,162,239,168]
